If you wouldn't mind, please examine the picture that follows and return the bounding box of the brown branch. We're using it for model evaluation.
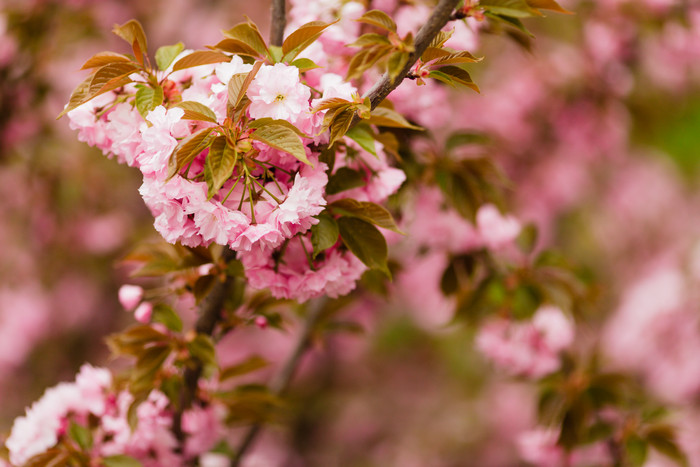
[230,297,327,467]
[362,0,461,109]
[173,248,237,449]
[269,0,287,47]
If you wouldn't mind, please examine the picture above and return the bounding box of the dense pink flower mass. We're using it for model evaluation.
[240,237,367,302]
[6,364,112,465]
[66,53,407,301]
[476,306,574,378]
[6,364,226,466]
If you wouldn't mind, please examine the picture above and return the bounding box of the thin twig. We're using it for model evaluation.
[269,0,286,47]
[230,297,327,467]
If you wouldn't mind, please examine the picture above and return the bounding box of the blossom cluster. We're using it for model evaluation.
[67,46,405,302]
[5,364,224,466]
[475,305,575,378]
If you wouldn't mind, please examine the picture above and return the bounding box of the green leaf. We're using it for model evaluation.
[248,118,307,137]
[250,124,311,166]
[319,145,336,173]
[194,274,217,303]
[387,51,410,83]
[626,436,649,467]
[188,334,218,378]
[646,426,689,467]
[171,51,231,72]
[367,107,422,130]
[313,97,353,113]
[346,44,393,80]
[290,58,321,72]
[222,21,269,58]
[329,108,357,146]
[445,131,491,150]
[131,344,171,391]
[345,125,377,157]
[126,392,148,432]
[326,167,366,195]
[205,136,238,198]
[103,454,144,467]
[176,101,218,123]
[80,51,131,70]
[486,12,535,36]
[480,0,539,17]
[155,42,185,71]
[210,38,262,58]
[69,421,93,450]
[268,45,283,63]
[356,9,397,32]
[428,50,482,67]
[167,127,215,179]
[112,19,148,64]
[440,254,477,295]
[311,213,340,258]
[430,66,480,92]
[282,20,338,62]
[135,85,164,118]
[106,324,170,357]
[226,258,245,277]
[151,303,183,332]
[428,69,456,86]
[338,216,390,278]
[329,198,403,233]
[219,355,268,382]
[516,223,538,254]
[428,29,455,48]
[347,33,392,48]
[526,0,573,14]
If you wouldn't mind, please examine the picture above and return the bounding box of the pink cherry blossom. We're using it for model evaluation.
[247,63,311,123]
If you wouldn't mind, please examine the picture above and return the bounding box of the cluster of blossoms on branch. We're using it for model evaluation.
[5,0,698,465]
[65,18,410,303]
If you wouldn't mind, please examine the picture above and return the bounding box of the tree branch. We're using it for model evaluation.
[230,297,327,467]
[269,0,286,47]
[362,0,461,109]
[173,248,237,448]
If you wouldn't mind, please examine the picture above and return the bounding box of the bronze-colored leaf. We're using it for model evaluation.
[282,20,338,62]
[222,21,269,58]
[329,198,403,233]
[80,51,131,70]
[356,9,397,32]
[210,38,262,58]
[172,51,231,72]
[176,101,218,123]
[112,19,148,64]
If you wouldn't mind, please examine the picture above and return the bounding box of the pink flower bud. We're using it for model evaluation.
[255,316,268,329]
[118,284,144,311]
[133,302,153,323]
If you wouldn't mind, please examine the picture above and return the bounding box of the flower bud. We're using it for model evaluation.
[118,284,144,311]
[133,302,153,323]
